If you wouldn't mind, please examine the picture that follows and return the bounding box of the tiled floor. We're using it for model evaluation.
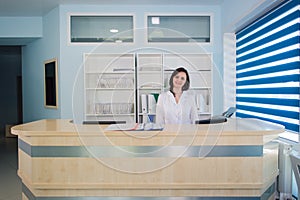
[0,137,22,200]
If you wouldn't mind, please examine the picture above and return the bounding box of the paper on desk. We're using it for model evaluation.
[105,123,163,131]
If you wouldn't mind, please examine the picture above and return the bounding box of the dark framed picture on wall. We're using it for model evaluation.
[44,58,58,109]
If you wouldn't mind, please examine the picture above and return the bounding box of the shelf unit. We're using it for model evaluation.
[83,53,212,123]
[84,53,136,123]
[136,53,163,123]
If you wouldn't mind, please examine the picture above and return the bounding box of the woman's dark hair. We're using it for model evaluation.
[169,67,190,92]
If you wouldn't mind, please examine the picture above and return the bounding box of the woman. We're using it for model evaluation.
[156,67,198,124]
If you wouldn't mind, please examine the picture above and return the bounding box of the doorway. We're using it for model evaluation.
[0,46,22,137]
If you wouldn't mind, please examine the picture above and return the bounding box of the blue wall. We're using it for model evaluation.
[0,17,42,45]
[0,17,42,37]
[21,1,264,122]
[221,0,263,32]
[22,7,60,122]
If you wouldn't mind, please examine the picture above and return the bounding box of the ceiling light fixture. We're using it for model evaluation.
[110,29,119,33]
[151,17,160,25]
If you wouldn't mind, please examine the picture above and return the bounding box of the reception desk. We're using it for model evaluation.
[12,118,284,200]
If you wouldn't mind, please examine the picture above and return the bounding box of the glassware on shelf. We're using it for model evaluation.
[97,77,134,88]
[93,103,134,114]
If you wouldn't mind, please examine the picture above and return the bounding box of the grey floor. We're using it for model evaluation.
[0,137,22,200]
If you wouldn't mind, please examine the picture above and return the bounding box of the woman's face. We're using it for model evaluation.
[172,72,187,89]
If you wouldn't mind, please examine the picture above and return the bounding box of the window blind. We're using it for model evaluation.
[236,0,300,133]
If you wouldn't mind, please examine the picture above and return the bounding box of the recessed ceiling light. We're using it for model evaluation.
[110,29,119,33]
[151,17,160,25]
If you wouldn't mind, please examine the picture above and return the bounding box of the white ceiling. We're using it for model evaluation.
[0,0,224,16]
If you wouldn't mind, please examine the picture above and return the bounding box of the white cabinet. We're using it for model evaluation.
[136,54,163,123]
[84,53,212,123]
[84,53,136,123]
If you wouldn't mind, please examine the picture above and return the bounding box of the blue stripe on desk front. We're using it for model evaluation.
[18,139,263,158]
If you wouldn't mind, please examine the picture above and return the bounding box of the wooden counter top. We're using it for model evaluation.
[12,118,284,137]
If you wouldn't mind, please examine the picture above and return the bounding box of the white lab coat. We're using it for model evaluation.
[156,91,199,124]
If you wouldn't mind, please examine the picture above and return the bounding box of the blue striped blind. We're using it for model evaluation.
[236,0,300,133]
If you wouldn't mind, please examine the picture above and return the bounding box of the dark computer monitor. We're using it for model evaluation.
[195,116,227,124]
[82,121,126,125]
[195,107,236,124]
